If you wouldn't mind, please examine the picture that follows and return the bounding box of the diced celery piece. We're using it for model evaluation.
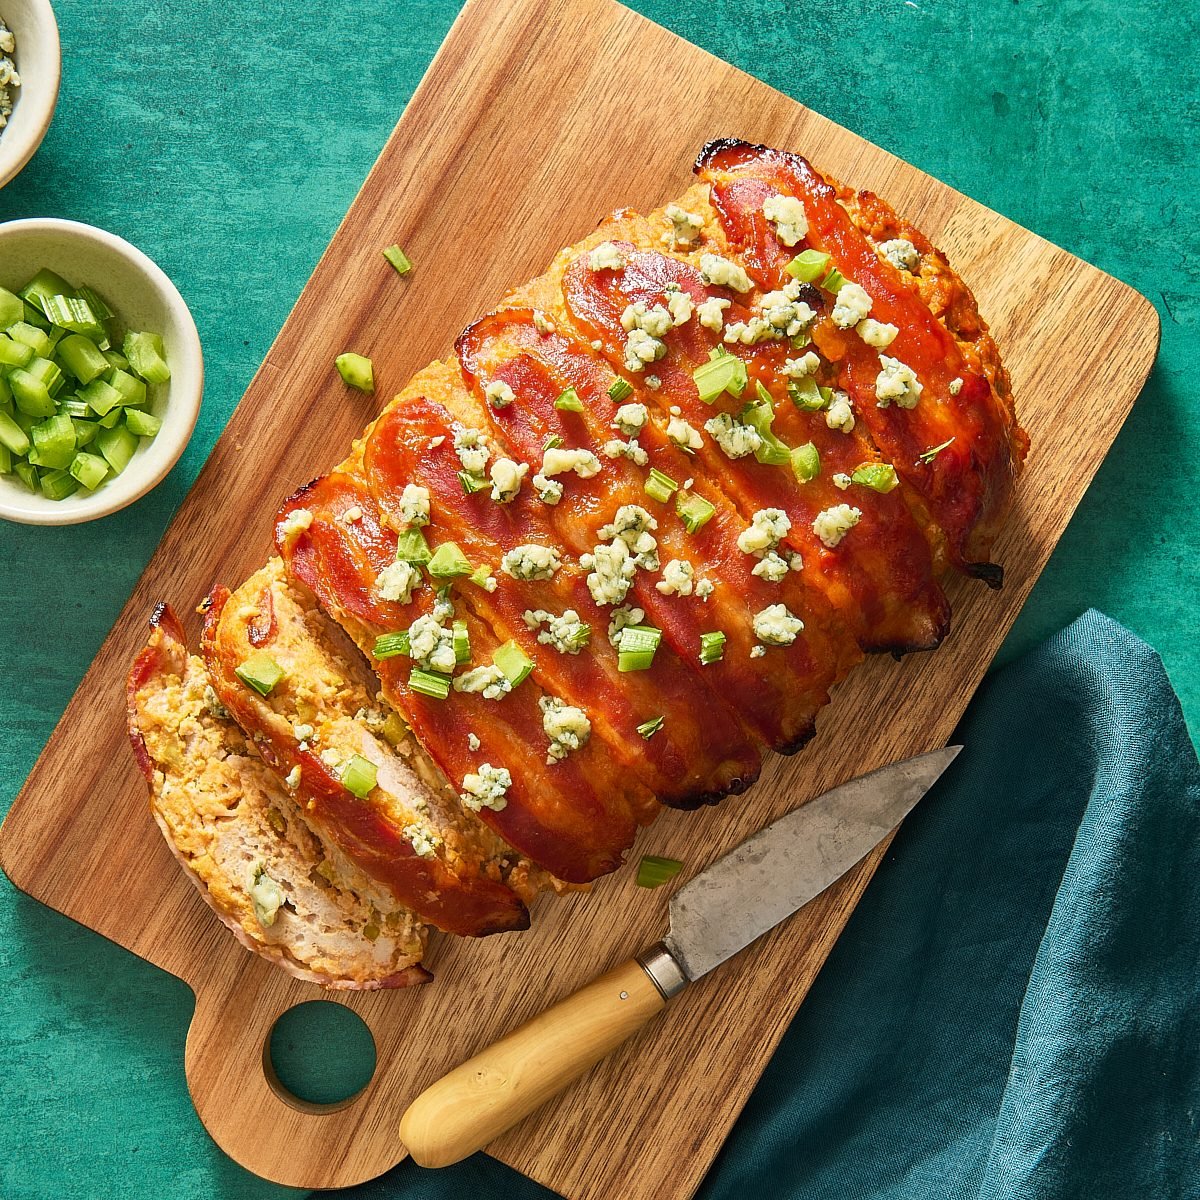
[0,286,24,331]
[95,424,139,474]
[59,396,92,419]
[335,352,374,394]
[123,331,171,385]
[103,349,129,372]
[0,335,34,369]
[340,754,378,799]
[9,369,56,417]
[42,294,106,343]
[106,368,147,408]
[72,418,100,447]
[57,333,110,385]
[14,460,40,491]
[0,443,9,473]
[644,468,679,504]
[395,527,431,563]
[408,668,451,700]
[790,442,821,483]
[96,409,122,429]
[383,245,413,275]
[427,541,472,579]
[76,285,121,345]
[79,377,123,417]
[25,356,65,397]
[39,468,78,501]
[493,640,533,688]
[31,414,77,470]
[124,408,162,438]
[0,375,9,406]
[453,620,471,665]
[784,250,831,284]
[19,268,75,314]
[69,451,110,490]
[235,653,286,697]
[554,387,584,412]
[8,322,53,357]
[13,408,37,433]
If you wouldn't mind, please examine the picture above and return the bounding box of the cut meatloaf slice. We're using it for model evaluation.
[273,473,646,884]
[127,604,430,989]
[200,559,538,935]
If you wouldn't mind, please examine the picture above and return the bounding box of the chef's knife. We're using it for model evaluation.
[400,746,961,1167]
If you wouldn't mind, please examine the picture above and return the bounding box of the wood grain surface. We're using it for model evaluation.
[0,0,1159,1194]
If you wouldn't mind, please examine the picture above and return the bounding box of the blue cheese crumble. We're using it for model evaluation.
[582,511,659,605]
[375,559,422,604]
[656,558,695,596]
[700,254,754,293]
[696,297,731,332]
[826,391,855,432]
[665,288,694,327]
[454,427,490,475]
[621,302,672,373]
[762,194,809,246]
[485,380,515,410]
[664,204,704,246]
[737,508,791,556]
[453,665,512,700]
[408,612,458,674]
[753,603,805,647]
[460,764,512,812]
[875,356,923,409]
[489,457,528,504]
[705,412,762,460]
[812,504,862,548]
[831,282,873,329]
[878,238,920,272]
[613,403,649,437]
[403,823,442,859]
[667,408,704,453]
[602,437,650,467]
[589,241,627,271]
[857,318,898,349]
[539,696,592,764]
[782,352,820,379]
[500,543,561,581]
[0,22,19,133]
[523,608,591,654]
[398,484,431,527]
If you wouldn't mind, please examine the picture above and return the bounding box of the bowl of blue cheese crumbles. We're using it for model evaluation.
[0,0,61,190]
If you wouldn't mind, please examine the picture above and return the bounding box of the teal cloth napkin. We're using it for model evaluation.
[329,609,1200,1199]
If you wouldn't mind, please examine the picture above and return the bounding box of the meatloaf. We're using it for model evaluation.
[127,140,1027,987]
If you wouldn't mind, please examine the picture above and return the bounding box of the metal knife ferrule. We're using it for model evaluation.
[636,941,688,999]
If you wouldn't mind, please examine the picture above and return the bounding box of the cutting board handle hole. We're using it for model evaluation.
[262,1001,377,1113]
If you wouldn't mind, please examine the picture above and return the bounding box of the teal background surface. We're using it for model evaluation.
[0,1,1195,1197]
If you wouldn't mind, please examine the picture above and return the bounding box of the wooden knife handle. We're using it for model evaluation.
[400,956,676,1167]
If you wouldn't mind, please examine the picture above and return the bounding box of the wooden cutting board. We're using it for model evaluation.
[0,0,1158,1194]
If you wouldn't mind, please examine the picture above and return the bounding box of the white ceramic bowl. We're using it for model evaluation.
[0,219,204,525]
[0,0,61,190]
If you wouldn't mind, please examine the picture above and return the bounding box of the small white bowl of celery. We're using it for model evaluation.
[0,0,61,190]
[0,218,203,525]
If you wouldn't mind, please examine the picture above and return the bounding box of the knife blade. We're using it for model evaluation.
[659,745,961,986]
[400,746,962,1168]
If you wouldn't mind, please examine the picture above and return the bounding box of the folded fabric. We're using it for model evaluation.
[331,610,1199,1200]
